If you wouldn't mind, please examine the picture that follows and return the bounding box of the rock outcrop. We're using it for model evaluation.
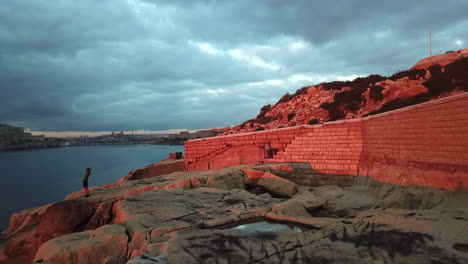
[411,48,468,69]
[221,49,468,135]
[256,172,298,197]
[118,156,184,182]
[1,161,467,264]
[34,225,129,264]
[0,163,295,264]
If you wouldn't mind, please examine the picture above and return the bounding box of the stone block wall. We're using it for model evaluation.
[285,162,356,187]
[185,93,468,190]
[184,126,317,171]
[269,121,363,176]
[359,93,468,190]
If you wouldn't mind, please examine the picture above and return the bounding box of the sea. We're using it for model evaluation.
[0,144,184,231]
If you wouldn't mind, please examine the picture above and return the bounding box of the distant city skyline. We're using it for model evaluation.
[1,0,467,131]
[30,129,202,138]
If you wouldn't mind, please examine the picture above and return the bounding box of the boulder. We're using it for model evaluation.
[312,185,345,200]
[33,224,129,264]
[271,200,310,217]
[207,170,245,190]
[289,192,326,211]
[411,48,468,69]
[242,169,265,185]
[119,159,185,182]
[257,172,298,197]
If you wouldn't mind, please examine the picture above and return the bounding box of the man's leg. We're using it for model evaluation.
[83,180,90,196]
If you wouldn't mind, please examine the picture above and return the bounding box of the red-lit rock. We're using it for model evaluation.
[256,172,298,197]
[219,50,468,136]
[377,77,428,99]
[411,48,468,70]
[242,169,265,185]
[118,159,184,182]
[2,162,468,263]
[186,91,468,192]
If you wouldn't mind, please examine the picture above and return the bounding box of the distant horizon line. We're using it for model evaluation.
[29,128,209,138]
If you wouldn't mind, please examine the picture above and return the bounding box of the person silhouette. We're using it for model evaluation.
[83,168,92,197]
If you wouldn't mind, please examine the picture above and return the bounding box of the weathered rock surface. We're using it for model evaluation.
[0,163,291,264]
[118,159,185,182]
[1,163,467,264]
[242,168,265,185]
[138,206,468,264]
[290,188,326,210]
[257,172,298,197]
[411,48,468,70]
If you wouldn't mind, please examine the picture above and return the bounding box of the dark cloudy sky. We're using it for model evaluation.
[1,0,467,131]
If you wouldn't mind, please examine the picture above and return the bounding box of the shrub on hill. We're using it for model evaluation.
[276,86,311,104]
[258,105,272,116]
[388,68,426,81]
[254,127,265,131]
[293,86,310,97]
[319,74,387,120]
[320,101,345,120]
[287,111,296,121]
[277,92,294,104]
[437,57,468,91]
[308,118,320,125]
[369,85,385,101]
[239,119,255,129]
[420,58,468,97]
[256,105,272,122]
[256,115,276,124]
[368,94,426,116]
[423,64,454,96]
[368,58,468,116]
[320,74,386,91]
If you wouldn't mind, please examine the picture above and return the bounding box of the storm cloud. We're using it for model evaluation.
[1,0,467,131]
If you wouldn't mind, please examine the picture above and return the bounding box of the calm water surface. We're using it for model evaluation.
[0,144,184,230]
[230,221,303,233]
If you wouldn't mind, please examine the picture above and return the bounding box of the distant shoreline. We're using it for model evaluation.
[0,142,185,152]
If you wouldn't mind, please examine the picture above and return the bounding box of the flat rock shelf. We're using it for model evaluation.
[1,163,467,264]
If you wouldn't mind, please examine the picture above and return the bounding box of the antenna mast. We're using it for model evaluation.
[429,29,432,56]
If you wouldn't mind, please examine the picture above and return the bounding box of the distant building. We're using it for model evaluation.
[111,131,125,137]
[192,130,215,138]
[179,131,190,139]
[0,124,44,145]
[0,124,24,144]
[167,129,226,141]
[169,131,189,140]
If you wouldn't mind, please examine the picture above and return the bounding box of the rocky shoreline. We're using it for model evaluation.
[1,159,467,264]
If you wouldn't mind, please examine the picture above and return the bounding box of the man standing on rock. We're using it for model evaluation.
[83,168,92,197]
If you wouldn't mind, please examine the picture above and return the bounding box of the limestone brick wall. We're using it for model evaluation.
[359,92,468,190]
[184,126,316,171]
[184,92,468,190]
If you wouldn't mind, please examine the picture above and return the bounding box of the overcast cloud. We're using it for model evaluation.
[1,0,467,131]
